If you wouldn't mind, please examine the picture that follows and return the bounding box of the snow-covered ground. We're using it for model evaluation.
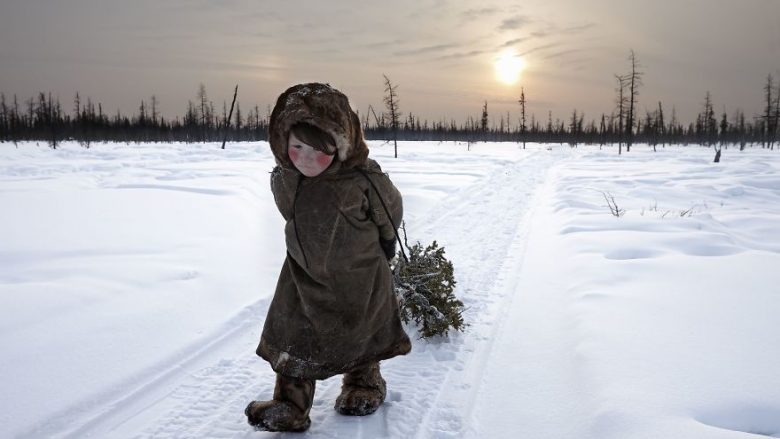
[1,141,778,439]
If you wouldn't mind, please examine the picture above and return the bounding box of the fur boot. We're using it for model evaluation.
[334,362,386,416]
[245,374,315,432]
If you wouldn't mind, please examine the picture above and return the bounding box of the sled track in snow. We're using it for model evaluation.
[19,299,271,439]
[50,150,560,439]
[399,151,558,438]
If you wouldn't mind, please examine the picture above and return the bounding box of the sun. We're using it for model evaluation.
[494,50,525,85]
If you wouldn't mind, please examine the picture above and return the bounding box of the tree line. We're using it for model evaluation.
[374,51,778,155]
[1,54,778,151]
[0,85,269,148]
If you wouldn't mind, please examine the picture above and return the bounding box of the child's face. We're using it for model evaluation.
[287,132,335,177]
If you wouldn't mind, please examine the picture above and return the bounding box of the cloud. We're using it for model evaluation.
[169,58,289,73]
[499,37,531,48]
[364,39,407,49]
[499,15,531,31]
[520,42,562,57]
[561,23,596,34]
[406,0,451,20]
[394,43,462,57]
[540,49,596,69]
[434,49,485,61]
[542,48,585,60]
[460,7,500,21]
[524,22,593,41]
[497,21,592,47]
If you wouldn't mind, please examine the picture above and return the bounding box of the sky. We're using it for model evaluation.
[1,0,779,127]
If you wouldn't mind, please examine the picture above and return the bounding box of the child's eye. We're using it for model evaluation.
[290,144,302,149]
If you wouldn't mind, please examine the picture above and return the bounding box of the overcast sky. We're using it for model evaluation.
[1,0,779,126]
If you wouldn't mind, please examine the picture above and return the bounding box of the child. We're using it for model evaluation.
[245,83,411,432]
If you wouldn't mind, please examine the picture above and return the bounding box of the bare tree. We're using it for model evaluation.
[614,73,629,155]
[765,74,780,150]
[762,74,774,149]
[568,108,582,147]
[11,94,19,145]
[518,87,527,149]
[545,110,553,142]
[234,100,242,134]
[221,85,238,150]
[719,109,729,147]
[702,91,717,145]
[698,91,720,161]
[37,92,58,148]
[736,108,747,151]
[657,102,665,148]
[383,74,401,158]
[0,93,7,142]
[367,104,382,129]
[599,113,607,149]
[480,101,489,141]
[625,50,643,152]
[151,95,158,126]
[774,80,780,150]
[138,100,147,125]
[645,110,657,152]
[197,83,208,129]
[209,101,215,130]
[185,101,197,126]
[73,92,81,121]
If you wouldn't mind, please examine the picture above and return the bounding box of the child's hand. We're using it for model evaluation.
[380,238,396,260]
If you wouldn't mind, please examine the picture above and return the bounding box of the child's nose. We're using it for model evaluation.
[304,147,324,161]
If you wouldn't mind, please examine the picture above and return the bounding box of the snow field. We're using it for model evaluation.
[2,141,779,438]
[486,148,780,439]
[0,141,558,438]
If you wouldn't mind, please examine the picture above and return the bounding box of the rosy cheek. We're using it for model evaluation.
[316,153,334,167]
[288,148,299,162]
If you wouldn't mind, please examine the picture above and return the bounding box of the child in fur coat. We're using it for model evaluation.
[245,83,411,432]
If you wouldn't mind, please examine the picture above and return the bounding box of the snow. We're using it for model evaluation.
[1,141,779,438]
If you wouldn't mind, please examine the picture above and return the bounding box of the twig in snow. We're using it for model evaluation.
[601,191,625,217]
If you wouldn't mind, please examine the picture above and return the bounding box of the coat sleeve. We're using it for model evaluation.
[270,166,300,221]
[365,169,403,242]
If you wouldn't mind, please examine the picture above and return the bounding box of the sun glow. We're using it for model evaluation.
[494,50,525,85]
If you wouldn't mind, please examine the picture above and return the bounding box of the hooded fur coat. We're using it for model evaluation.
[256,83,411,380]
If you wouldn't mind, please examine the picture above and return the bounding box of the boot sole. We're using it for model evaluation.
[245,401,311,432]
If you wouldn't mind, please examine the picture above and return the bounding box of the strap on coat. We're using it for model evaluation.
[356,168,408,263]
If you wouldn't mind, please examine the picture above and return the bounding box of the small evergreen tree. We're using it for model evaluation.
[392,230,465,339]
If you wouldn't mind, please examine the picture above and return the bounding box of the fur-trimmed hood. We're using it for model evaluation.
[268,83,369,170]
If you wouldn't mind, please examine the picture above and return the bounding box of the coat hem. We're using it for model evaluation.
[257,337,412,380]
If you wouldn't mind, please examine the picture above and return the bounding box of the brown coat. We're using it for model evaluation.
[256,83,411,380]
